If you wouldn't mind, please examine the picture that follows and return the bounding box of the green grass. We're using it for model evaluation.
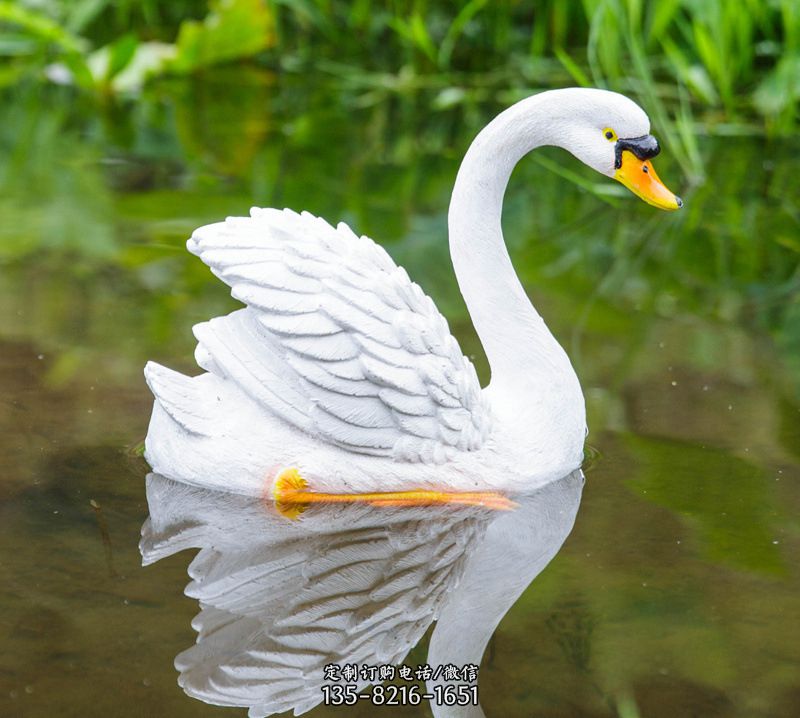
[2,0,797,144]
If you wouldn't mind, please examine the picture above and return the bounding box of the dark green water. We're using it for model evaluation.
[1,70,799,717]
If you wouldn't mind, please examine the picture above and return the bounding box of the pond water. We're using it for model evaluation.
[1,69,799,717]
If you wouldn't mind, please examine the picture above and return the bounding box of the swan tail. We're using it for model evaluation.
[144,361,215,437]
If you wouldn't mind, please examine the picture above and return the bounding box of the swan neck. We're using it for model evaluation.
[448,94,570,396]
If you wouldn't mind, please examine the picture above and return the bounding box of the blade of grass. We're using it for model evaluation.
[438,0,489,70]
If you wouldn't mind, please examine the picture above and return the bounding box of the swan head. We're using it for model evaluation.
[546,88,683,211]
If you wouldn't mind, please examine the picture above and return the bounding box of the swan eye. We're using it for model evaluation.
[603,128,617,141]
[643,165,649,173]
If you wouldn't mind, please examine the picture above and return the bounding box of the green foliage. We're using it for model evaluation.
[1,70,797,388]
[0,0,92,86]
[264,0,798,137]
[0,0,797,138]
[171,0,276,73]
[0,0,274,89]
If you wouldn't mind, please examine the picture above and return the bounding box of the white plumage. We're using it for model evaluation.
[142,86,680,717]
[144,88,681,499]
[186,208,491,464]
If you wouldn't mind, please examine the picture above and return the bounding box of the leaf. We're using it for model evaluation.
[106,33,138,81]
[774,234,800,253]
[753,54,800,116]
[62,52,95,89]
[0,0,94,86]
[647,0,682,46]
[533,154,622,207]
[662,36,720,105]
[0,33,39,57]
[108,41,177,93]
[409,13,437,64]
[172,0,276,74]
[0,1,87,55]
[65,0,111,34]
[438,0,489,70]
[554,47,591,87]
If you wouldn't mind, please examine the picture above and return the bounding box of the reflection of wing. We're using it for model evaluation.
[141,474,489,717]
[186,209,491,464]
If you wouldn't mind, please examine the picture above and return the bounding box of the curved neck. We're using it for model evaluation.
[448,93,579,404]
[426,471,584,718]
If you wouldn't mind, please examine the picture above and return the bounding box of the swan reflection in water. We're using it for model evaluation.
[140,469,583,717]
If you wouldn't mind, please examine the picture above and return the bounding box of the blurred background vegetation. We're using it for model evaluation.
[2,0,798,379]
[3,0,800,147]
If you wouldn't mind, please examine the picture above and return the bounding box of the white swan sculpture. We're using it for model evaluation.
[144,87,680,513]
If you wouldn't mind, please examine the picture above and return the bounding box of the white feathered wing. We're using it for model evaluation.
[178,207,492,465]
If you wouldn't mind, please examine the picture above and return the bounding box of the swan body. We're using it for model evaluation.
[144,87,680,502]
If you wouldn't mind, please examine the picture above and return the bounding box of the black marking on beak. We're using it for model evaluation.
[614,134,660,169]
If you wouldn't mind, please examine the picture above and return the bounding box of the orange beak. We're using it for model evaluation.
[614,150,682,211]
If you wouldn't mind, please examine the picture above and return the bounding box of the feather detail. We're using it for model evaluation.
[143,362,214,436]
[187,209,493,461]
